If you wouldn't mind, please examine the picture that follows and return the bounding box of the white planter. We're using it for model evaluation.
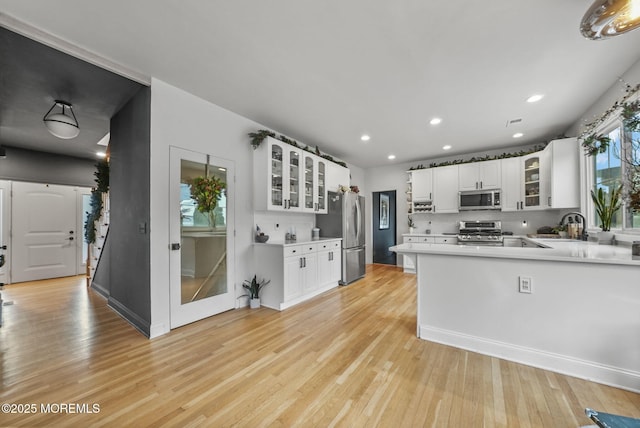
[598,231,614,245]
[249,298,261,309]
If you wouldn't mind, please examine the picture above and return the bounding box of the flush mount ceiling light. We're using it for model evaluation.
[43,100,79,139]
[581,0,640,40]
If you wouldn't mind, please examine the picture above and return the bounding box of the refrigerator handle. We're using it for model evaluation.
[355,197,362,243]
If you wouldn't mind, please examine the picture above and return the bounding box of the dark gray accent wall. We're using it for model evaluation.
[102,86,151,336]
[0,146,95,187]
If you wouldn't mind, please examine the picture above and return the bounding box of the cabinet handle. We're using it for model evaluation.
[429,192,432,200]
[303,257,306,268]
[548,196,551,206]
[480,181,483,189]
[475,182,478,190]
[300,257,304,268]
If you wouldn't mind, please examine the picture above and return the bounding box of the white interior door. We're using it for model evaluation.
[11,182,77,283]
[169,147,235,329]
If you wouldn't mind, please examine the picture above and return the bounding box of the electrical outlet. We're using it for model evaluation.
[519,276,532,293]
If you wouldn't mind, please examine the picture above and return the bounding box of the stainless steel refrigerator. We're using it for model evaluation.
[316,191,365,284]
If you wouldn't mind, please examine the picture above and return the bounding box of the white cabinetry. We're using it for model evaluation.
[402,235,458,272]
[254,137,335,213]
[325,160,350,194]
[302,154,327,213]
[500,157,522,212]
[500,137,578,212]
[317,240,341,287]
[411,169,433,213]
[256,239,342,310]
[433,165,459,213]
[545,137,580,209]
[458,160,501,191]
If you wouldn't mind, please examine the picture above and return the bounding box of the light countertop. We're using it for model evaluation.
[391,238,640,266]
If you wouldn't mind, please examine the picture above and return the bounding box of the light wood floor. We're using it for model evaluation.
[1,265,638,427]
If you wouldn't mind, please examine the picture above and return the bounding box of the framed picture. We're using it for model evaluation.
[379,194,389,229]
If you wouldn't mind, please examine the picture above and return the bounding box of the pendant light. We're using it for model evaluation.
[581,0,640,40]
[43,100,80,139]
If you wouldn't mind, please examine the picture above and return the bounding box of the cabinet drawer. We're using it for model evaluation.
[318,240,341,251]
[434,237,457,245]
[302,243,318,254]
[284,245,305,258]
[404,236,434,243]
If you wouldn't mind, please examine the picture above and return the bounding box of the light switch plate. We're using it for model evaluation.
[519,276,532,293]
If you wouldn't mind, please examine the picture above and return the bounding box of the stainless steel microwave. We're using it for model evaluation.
[459,189,501,211]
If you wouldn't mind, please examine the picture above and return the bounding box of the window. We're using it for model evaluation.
[593,126,622,229]
[589,106,640,231]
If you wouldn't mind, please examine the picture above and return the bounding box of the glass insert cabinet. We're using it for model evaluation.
[257,137,327,213]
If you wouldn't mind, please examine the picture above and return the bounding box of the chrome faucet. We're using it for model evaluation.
[559,212,588,241]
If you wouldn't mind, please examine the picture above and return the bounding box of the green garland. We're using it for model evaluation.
[84,190,103,244]
[248,130,348,168]
[408,143,549,170]
[580,83,640,156]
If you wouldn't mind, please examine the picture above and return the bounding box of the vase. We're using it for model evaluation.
[597,231,614,245]
[250,298,260,309]
[207,211,216,229]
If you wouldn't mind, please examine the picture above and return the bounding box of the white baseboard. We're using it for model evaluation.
[420,324,640,393]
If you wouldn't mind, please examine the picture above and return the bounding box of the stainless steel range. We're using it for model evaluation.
[457,220,503,246]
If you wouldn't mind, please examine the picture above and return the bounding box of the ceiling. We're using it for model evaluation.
[1,1,640,167]
[0,26,143,159]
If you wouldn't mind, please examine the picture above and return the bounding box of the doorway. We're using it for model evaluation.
[11,182,88,283]
[372,191,397,265]
[169,147,235,329]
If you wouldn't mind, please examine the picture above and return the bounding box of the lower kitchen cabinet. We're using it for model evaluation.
[402,235,458,273]
[255,239,341,310]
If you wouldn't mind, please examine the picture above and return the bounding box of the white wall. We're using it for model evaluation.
[567,57,640,137]
[150,79,264,337]
[149,79,358,337]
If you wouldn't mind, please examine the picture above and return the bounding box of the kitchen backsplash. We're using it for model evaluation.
[254,211,315,242]
[408,209,578,235]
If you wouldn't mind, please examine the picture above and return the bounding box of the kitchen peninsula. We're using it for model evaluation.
[390,239,640,392]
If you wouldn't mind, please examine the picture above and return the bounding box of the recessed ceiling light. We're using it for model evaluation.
[361,134,370,141]
[513,132,524,138]
[442,145,452,150]
[526,94,544,103]
[388,154,396,160]
[430,118,442,125]
[96,152,106,158]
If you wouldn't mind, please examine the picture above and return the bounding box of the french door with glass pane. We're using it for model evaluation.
[169,147,235,328]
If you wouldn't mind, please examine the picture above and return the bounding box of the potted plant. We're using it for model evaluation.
[242,275,271,308]
[553,224,568,239]
[590,185,622,244]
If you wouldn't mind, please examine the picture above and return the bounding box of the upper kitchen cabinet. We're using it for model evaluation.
[254,137,303,211]
[500,157,522,212]
[544,137,580,209]
[458,159,501,191]
[325,161,350,194]
[410,169,433,213]
[501,137,579,212]
[433,165,459,213]
[302,153,327,213]
[255,136,345,213]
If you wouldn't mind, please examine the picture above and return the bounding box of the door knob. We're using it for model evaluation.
[68,237,74,241]
[171,243,181,250]
[69,231,74,234]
